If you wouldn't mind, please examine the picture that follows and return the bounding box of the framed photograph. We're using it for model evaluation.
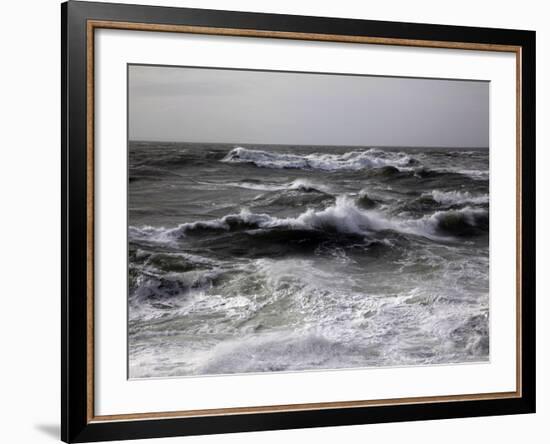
[61,1,536,442]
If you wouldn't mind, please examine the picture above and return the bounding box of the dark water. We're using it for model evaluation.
[128,142,489,378]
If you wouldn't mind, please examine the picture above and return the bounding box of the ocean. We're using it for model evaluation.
[128,142,489,378]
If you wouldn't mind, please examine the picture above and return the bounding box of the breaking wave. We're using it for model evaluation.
[130,195,488,243]
[221,146,415,171]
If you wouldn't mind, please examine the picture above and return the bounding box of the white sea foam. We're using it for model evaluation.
[429,190,489,205]
[221,146,414,171]
[224,178,330,193]
[287,179,330,193]
[455,169,490,180]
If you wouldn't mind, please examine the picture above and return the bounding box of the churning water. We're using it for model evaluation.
[128,142,489,378]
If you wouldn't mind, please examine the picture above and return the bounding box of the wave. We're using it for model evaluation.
[426,207,488,236]
[454,169,489,180]
[130,249,217,272]
[129,263,224,300]
[130,195,488,244]
[447,150,487,156]
[224,178,330,194]
[428,190,489,206]
[429,168,489,181]
[221,146,415,171]
[356,190,378,209]
[363,165,487,186]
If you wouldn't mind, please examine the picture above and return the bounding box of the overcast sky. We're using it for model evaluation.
[128,65,489,148]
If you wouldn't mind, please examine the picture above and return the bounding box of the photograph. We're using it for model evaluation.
[127,65,490,379]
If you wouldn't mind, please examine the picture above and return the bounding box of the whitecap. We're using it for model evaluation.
[223,178,330,193]
[129,195,487,243]
[221,146,415,171]
[429,190,489,205]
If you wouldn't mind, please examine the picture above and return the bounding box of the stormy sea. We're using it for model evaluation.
[128,142,489,379]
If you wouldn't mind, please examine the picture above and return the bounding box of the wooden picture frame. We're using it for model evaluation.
[62,1,536,442]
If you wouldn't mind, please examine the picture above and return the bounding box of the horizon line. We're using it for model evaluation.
[128,140,489,149]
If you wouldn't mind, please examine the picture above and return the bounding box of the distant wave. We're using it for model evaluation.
[221,146,415,171]
[428,190,489,205]
[430,168,489,181]
[221,147,488,182]
[129,195,488,243]
[454,169,489,181]
[447,150,486,156]
[223,178,331,194]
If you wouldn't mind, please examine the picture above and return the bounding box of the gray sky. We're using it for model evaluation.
[129,65,489,147]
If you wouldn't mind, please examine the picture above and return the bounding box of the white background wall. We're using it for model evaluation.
[0,0,546,443]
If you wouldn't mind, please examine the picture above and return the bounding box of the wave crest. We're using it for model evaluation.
[222,146,415,171]
[225,178,330,194]
[427,207,489,236]
[130,195,488,244]
[429,190,489,206]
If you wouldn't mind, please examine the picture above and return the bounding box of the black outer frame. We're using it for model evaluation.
[61,1,536,442]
